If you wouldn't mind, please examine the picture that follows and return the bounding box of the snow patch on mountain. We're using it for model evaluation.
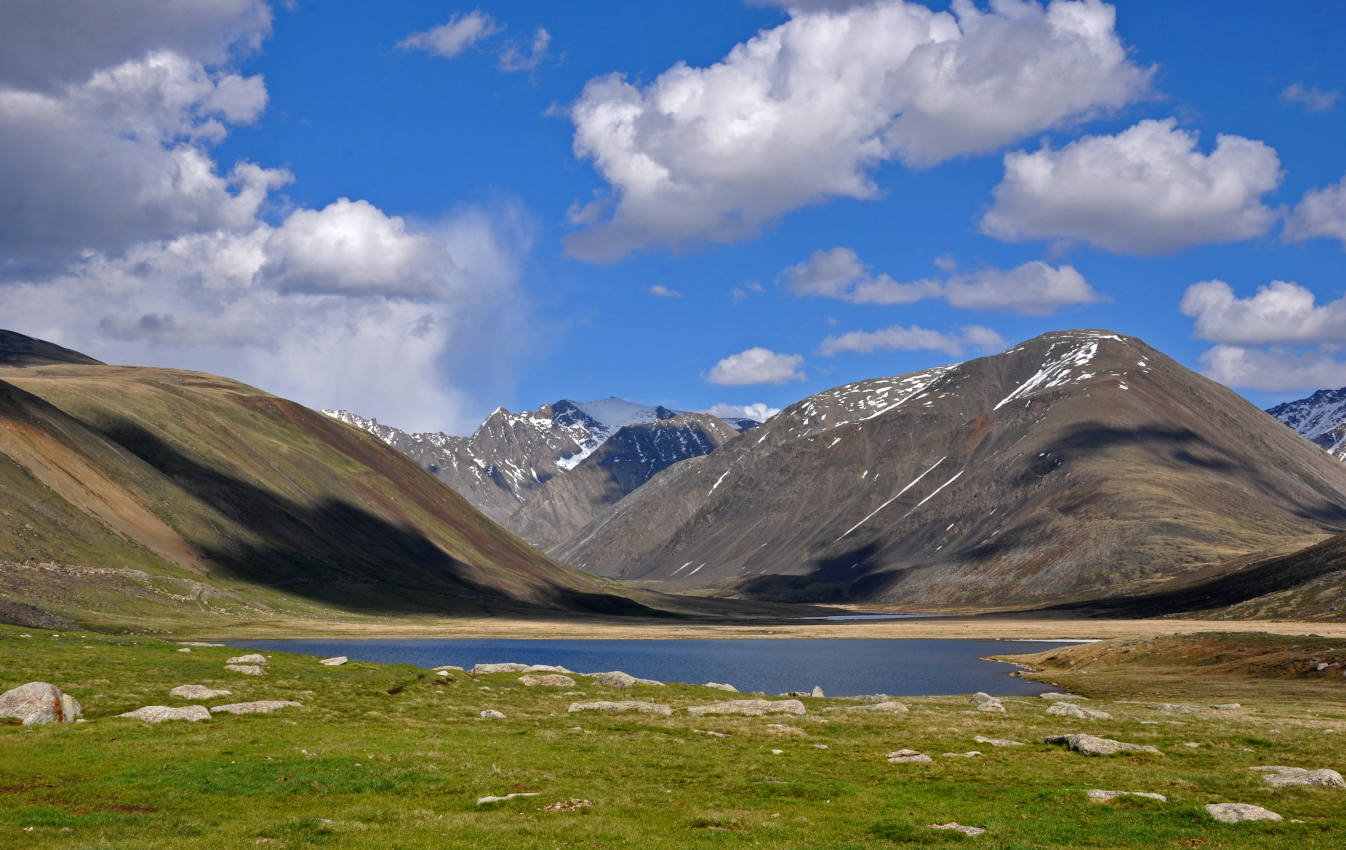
[1268,387,1346,461]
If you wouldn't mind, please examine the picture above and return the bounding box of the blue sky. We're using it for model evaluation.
[2,1,1345,432]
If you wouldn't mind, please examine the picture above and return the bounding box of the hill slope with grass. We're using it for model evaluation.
[0,330,646,632]
[558,330,1346,611]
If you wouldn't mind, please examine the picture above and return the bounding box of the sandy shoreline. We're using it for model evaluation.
[196,615,1346,642]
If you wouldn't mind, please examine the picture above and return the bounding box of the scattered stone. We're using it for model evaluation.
[225,654,267,665]
[0,682,82,725]
[770,748,784,755]
[177,648,192,653]
[433,665,465,673]
[1147,703,1198,713]
[436,671,451,677]
[319,656,348,667]
[471,662,529,675]
[477,792,539,805]
[1044,734,1161,756]
[169,685,232,700]
[687,699,805,717]
[593,671,663,689]
[943,751,981,758]
[693,728,729,738]
[886,749,932,764]
[927,823,985,837]
[542,798,591,814]
[1047,702,1112,720]
[519,674,576,688]
[971,692,1006,713]
[1086,790,1167,803]
[1210,703,1241,710]
[974,735,1023,747]
[119,705,211,723]
[766,723,806,737]
[825,700,909,714]
[224,664,265,676]
[1184,742,1202,748]
[209,700,302,715]
[524,664,574,674]
[811,685,825,698]
[567,701,671,715]
[813,744,829,749]
[1040,692,1088,700]
[704,682,738,692]
[1250,766,1346,788]
[1205,803,1282,824]
[479,709,506,719]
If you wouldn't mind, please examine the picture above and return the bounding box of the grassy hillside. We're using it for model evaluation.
[0,336,647,632]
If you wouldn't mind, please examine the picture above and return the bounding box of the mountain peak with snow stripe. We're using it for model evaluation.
[1268,386,1346,461]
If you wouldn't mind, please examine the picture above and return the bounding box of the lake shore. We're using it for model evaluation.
[193,614,1346,642]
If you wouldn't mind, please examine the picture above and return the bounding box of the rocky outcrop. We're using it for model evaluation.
[567,701,672,715]
[1205,803,1281,823]
[687,699,805,717]
[224,664,265,676]
[0,682,81,725]
[592,671,662,689]
[169,685,232,700]
[209,700,301,715]
[119,705,211,723]
[519,674,576,687]
[1047,702,1111,720]
[1045,734,1160,756]
[1251,766,1345,788]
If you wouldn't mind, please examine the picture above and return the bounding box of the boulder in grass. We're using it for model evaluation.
[704,682,738,692]
[224,664,265,676]
[1210,703,1241,710]
[1086,790,1167,803]
[519,674,576,688]
[1205,803,1281,823]
[480,709,507,719]
[1147,703,1198,713]
[0,682,81,725]
[886,749,932,764]
[226,654,267,665]
[1040,692,1088,701]
[524,664,574,674]
[1250,766,1346,788]
[209,700,301,715]
[119,705,211,723]
[567,701,672,715]
[972,692,1006,713]
[927,823,985,837]
[974,735,1023,747]
[1047,702,1112,720]
[687,699,805,717]
[825,700,909,714]
[471,663,530,675]
[169,685,232,700]
[1044,734,1160,756]
[319,656,348,667]
[592,671,663,689]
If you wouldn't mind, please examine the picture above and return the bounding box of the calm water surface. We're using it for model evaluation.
[228,638,1076,697]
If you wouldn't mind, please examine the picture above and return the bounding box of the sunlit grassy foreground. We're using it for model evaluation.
[2,625,1344,848]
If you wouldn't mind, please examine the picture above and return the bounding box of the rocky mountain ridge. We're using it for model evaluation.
[1268,387,1346,461]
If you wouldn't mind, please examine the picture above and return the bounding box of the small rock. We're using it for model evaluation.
[433,665,465,673]
[542,798,590,813]
[813,743,829,749]
[1205,803,1282,823]
[971,692,1005,713]
[119,705,211,723]
[0,682,81,725]
[693,728,729,738]
[927,823,985,837]
[770,748,784,755]
[226,654,267,665]
[592,671,662,689]
[471,662,530,675]
[824,700,909,714]
[943,751,981,758]
[1040,692,1088,700]
[519,674,576,688]
[1086,790,1167,802]
[886,749,932,763]
[766,724,806,737]
[1047,702,1112,720]
[319,656,348,666]
[477,792,538,805]
[169,685,232,700]
[1250,766,1346,788]
[687,699,805,717]
[177,648,192,653]
[209,700,302,715]
[1147,703,1198,713]
[1184,742,1202,748]
[479,709,506,719]
[973,735,1023,747]
[704,682,738,692]
[524,664,574,674]
[224,664,265,676]
[810,685,825,698]
[1044,734,1160,756]
[1210,703,1241,710]
[567,701,671,715]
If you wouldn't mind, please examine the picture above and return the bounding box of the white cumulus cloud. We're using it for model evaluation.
[706,348,806,386]
[1280,82,1340,113]
[1198,345,1346,393]
[566,0,1151,261]
[981,118,1283,254]
[781,247,1101,315]
[819,324,1004,356]
[398,11,499,59]
[706,402,781,423]
[1180,279,1346,345]
[1285,173,1346,248]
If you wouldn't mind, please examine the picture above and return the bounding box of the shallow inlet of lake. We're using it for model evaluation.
[228,638,1080,697]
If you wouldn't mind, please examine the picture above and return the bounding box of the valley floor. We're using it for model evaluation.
[2,625,1345,848]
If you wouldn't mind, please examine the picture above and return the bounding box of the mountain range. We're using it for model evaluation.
[1268,387,1346,462]
[324,400,757,547]
[555,330,1346,610]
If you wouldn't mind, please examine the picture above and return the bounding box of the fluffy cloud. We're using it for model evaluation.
[498,28,551,72]
[1180,279,1346,345]
[781,248,1101,315]
[1198,345,1346,393]
[706,402,781,423]
[981,118,1283,254]
[647,285,681,298]
[1280,83,1340,113]
[566,0,1151,261]
[819,324,1004,356]
[397,11,498,59]
[706,348,806,386]
[1285,173,1346,247]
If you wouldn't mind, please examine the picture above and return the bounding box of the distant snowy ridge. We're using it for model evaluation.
[1268,387,1346,461]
